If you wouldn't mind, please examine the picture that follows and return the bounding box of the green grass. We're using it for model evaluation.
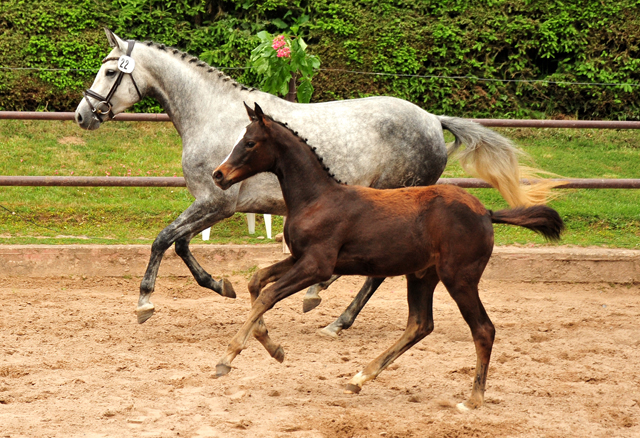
[0,120,639,248]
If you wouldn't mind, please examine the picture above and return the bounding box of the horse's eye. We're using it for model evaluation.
[105,69,117,77]
[245,141,256,149]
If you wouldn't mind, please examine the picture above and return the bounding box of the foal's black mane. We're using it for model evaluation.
[142,40,255,92]
[266,114,345,185]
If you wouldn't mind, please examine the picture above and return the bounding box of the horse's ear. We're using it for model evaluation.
[104,28,126,51]
[254,103,266,124]
[244,102,257,121]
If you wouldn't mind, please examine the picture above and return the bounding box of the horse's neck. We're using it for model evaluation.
[273,129,338,213]
[138,45,250,137]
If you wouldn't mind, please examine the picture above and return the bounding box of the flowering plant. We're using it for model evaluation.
[250,31,321,103]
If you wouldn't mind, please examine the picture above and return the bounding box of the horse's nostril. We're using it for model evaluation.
[213,170,223,181]
[76,113,83,124]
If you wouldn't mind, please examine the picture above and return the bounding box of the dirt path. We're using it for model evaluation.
[1,274,639,437]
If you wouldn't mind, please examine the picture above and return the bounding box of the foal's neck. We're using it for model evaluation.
[272,126,340,214]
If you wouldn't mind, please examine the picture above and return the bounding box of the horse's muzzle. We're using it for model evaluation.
[75,108,101,131]
[213,168,232,190]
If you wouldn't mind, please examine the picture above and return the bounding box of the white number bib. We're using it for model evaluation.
[118,55,135,73]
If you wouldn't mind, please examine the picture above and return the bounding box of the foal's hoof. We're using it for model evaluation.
[302,296,322,313]
[136,303,155,324]
[220,278,236,299]
[456,400,482,412]
[344,383,362,394]
[272,346,285,363]
[215,363,232,377]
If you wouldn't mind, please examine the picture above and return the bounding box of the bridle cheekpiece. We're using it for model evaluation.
[83,40,143,122]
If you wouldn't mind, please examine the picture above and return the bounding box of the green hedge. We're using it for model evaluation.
[1,0,638,119]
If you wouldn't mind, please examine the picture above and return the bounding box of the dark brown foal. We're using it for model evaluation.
[212,103,564,410]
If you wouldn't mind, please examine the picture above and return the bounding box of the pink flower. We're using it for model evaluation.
[277,47,291,58]
[272,35,286,50]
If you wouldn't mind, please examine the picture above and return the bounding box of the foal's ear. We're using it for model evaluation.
[244,102,257,121]
[104,28,126,51]
[254,103,267,124]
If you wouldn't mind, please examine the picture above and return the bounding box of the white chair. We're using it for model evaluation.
[246,213,272,238]
[203,213,272,240]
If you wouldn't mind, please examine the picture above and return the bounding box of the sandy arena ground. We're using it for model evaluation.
[1,272,639,437]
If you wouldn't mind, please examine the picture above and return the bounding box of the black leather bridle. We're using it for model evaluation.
[83,40,143,122]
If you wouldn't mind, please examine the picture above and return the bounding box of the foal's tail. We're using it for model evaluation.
[490,205,565,241]
[437,116,563,207]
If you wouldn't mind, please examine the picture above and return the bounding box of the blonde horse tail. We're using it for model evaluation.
[437,116,562,207]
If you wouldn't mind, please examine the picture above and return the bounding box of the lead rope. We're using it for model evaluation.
[83,40,142,122]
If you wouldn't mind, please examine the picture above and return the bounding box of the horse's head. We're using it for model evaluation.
[213,103,277,190]
[75,28,145,130]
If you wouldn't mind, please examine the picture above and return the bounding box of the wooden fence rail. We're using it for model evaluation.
[1,111,639,189]
[2,111,640,129]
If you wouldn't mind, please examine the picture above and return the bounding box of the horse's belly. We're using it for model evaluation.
[235,173,287,215]
[333,244,434,277]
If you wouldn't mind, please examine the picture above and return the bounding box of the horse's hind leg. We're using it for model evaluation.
[302,275,340,313]
[345,270,438,393]
[319,277,385,338]
[439,263,495,411]
[246,257,297,363]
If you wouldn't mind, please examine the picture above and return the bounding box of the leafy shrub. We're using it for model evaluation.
[0,0,638,119]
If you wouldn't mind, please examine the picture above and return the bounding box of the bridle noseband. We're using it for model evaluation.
[84,40,143,122]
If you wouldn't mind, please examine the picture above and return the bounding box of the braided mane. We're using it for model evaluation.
[267,115,346,185]
[139,41,342,182]
[142,40,255,92]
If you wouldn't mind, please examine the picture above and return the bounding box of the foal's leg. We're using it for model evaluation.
[345,269,439,393]
[137,199,236,324]
[246,257,297,363]
[319,277,385,338]
[440,265,495,411]
[302,275,340,312]
[215,253,335,377]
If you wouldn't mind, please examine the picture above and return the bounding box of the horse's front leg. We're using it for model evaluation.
[246,257,297,362]
[174,236,236,297]
[215,253,335,377]
[137,197,236,324]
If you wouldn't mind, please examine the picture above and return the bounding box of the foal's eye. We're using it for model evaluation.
[105,69,117,77]
[245,141,256,149]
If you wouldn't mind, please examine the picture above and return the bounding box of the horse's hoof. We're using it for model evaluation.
[302,296,322,313]
[220,278,236,299]
[272,346,285,363]
[215,363,232,377]
[344,383,362,394]
[136,303,155,324]
[318,325,340,339]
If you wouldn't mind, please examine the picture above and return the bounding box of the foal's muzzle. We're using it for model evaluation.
[213,168,232,190]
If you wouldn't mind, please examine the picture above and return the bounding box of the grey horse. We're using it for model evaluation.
[75,29,553,344]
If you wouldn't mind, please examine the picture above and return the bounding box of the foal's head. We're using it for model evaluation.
[213,103,281,190]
